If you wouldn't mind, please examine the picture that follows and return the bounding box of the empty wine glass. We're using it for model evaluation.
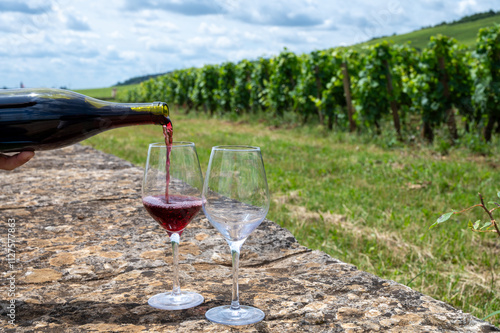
[142,142,204,310]
[202,145,270,325]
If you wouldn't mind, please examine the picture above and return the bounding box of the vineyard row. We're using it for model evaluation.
[119,25,500,143]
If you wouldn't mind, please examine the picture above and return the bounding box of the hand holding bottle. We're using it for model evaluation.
[0,151,34,170]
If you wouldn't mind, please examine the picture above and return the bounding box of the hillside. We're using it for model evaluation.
[115,72,170,86]
[74,84,138,100]
[359,11,500,49]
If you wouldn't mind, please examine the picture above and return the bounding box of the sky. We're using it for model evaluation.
[1,0,499,89]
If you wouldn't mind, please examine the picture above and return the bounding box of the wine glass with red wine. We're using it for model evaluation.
[142,142,204,310]
[202,146,270,325]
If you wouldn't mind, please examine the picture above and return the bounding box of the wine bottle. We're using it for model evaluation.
[0,88,170,153]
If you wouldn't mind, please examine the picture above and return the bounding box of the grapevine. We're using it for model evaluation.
[116,27,499,144]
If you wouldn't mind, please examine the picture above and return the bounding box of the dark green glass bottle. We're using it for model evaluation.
[0,88,170,152]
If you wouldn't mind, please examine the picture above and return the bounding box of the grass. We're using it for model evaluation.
[73,84,139,100]
[358,13,500,49]
[75,12,500,325]
[83,108,500,326]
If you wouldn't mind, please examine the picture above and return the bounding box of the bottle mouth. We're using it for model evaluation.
[163,115,171,126]
[153,102,169,125]
[154,102,169,116]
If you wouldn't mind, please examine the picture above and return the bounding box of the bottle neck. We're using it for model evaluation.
[129,101,169,116]
[129,101,170,125]
[86,98,170,126]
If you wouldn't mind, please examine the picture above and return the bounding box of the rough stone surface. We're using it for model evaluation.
[0,144,498,332]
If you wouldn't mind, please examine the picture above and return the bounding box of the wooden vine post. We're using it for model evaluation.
[341,62,356,132]
[383,59,402,141]
[314,65,325,125]
[437,57,458,140]
[478,26,500,142]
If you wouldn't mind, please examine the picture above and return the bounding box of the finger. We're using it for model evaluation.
[0,151,35,171]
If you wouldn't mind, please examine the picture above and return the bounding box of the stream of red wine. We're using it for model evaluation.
[163,121,173,203]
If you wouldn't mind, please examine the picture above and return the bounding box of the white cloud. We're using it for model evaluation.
[243,32,260,41]
[0,0,498,89]
[0,1,51,15]
[320,19,338,31]
[198,22,227,35]
[65,14,91,31]
[186,36,210,48]
[123,0,223,16]
[109,30,123,39]
[457,0,478,14]
[215,36,233,48]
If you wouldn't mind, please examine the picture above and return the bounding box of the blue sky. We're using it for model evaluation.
[1,0,498,89]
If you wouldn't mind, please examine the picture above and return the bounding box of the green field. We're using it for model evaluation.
[83,109,500,326]
[74,84,139,100]
[359,13,500,49]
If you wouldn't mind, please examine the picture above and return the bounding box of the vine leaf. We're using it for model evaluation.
[473,220,481,230]
[438,211,454,223]
[481,222,492,230]
[430,211,454,229]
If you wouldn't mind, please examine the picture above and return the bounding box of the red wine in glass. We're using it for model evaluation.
[142,194,202,236]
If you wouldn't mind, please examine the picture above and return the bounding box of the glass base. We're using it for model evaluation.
[148,291,204,310]
[205,305,265,326]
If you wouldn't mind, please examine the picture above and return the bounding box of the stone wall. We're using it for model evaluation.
[0,145,497,332]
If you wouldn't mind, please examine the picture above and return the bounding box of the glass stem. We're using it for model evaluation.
[229,239,245,311]
[170,233,181,296]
